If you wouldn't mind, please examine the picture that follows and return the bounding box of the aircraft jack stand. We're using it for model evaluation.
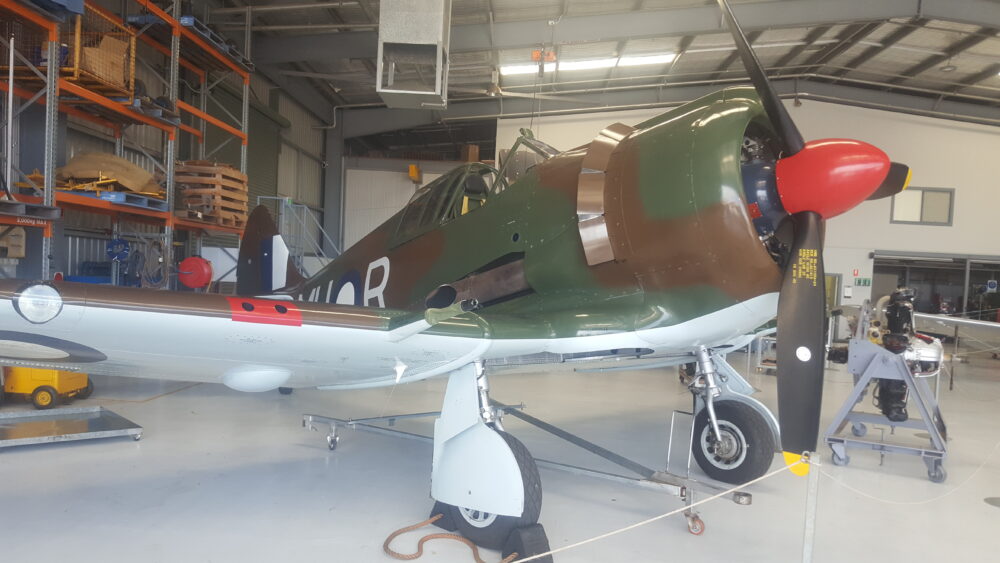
[823,339,948,482]
[303,399,753,539]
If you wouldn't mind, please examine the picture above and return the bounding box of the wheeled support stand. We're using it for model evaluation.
[824,339,948,482]
[304,359,756,547]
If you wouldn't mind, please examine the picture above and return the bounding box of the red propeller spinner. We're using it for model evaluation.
[775,139,891,219]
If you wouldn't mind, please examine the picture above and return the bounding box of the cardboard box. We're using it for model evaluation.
[0,227,26,259]
[80,35,128,88]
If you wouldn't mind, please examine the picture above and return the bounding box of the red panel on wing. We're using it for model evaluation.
[226,297,303,327]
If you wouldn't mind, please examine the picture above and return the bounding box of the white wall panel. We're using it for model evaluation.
[343,159,457,249]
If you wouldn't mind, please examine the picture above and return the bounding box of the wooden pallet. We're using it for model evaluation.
[178,185,248,203]
[181,195,248,213]
[175,161,248,183]
[176,209,246,228]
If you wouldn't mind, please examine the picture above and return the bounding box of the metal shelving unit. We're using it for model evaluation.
[0,0,64,279]
[1,0,251,286]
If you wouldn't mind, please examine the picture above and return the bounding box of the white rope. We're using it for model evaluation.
[513,461,803,562]
[819,437,1000,506]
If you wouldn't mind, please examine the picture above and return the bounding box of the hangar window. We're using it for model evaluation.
[891,187,954,226]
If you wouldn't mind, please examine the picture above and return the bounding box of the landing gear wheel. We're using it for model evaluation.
[851,422,867,437]
[686,515,705,535]
[278,387,293,395]
[326,433,340,451]
[32,386,58,410]
[692,401,774,484]
[448,431,542,551]
[831,451,850,466]
[928,461,947,483]
[77,380,94,400]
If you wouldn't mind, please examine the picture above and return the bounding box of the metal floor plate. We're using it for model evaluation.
[0,406,142,449]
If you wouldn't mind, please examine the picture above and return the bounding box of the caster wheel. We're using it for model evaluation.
[278,387,293,395]
[327,434,340,451]
[851,423,867,437]
[831,451,850,466]
[928,463,947,483]
[133,433,143,441]
[687,515,705,535]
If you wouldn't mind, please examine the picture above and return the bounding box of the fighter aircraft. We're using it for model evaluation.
[0,0,910,551]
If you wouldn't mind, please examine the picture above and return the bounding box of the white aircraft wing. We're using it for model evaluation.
[0,280,489,391]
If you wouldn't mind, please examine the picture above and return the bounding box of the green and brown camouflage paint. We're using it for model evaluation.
[300,86,782,340]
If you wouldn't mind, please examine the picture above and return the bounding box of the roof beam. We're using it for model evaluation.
[710,31,763,80]
[254,0,923,65]
[339,76,1000,139]
[889,26,998,84]
[772,25,832,73]
[255,66,335,124]
[802,22,882,71]
[919,0,1000,28]
[951,62,1000,91]
[833,19,927,77]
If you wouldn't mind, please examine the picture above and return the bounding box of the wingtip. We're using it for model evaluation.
[783,451,811,476]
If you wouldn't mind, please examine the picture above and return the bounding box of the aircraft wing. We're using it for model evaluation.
[913,312,1000,353]
[914,312,1000,333]
[0,280,489,391]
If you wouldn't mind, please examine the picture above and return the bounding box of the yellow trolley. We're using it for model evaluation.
[0,368,93,410]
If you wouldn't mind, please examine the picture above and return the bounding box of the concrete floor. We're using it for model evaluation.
[1,351,998,562]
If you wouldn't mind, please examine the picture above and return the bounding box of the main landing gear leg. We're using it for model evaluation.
[688,347,779,485]
[430,361,547,555]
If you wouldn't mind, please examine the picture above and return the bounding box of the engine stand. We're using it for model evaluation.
[823,338,948,482]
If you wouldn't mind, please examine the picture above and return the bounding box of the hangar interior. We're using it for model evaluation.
[0,0,998,561]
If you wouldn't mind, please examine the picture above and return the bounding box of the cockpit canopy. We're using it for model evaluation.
[392,163,499,246]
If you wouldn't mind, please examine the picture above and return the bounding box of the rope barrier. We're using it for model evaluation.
[819,437,1000,506]
[511,460,803,562]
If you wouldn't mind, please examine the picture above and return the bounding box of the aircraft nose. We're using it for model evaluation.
[774,139,891,219]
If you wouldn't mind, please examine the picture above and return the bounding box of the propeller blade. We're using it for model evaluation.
[716,0,805,156]
[775,211,826,474]
[866,162,911,200]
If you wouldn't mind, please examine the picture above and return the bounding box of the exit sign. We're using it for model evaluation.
[854,277,872,286]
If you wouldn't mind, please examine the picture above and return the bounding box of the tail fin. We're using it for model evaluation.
[237,206,307,296]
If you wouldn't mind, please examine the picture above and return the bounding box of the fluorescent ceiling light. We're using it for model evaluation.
[558,58,618,71]
[500,63,556,75]
[500,53,676,76]
[618,53,677,66]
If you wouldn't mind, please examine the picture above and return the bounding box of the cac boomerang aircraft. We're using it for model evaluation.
[0,0,912,550]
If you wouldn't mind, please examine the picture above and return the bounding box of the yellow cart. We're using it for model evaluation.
[0,368,93,410]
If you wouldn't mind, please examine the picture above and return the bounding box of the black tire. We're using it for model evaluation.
[76,379,94,400]
[448,431,542,550]
[32,386,58,410]
[692,401,775,484]
[278,387,293,395]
